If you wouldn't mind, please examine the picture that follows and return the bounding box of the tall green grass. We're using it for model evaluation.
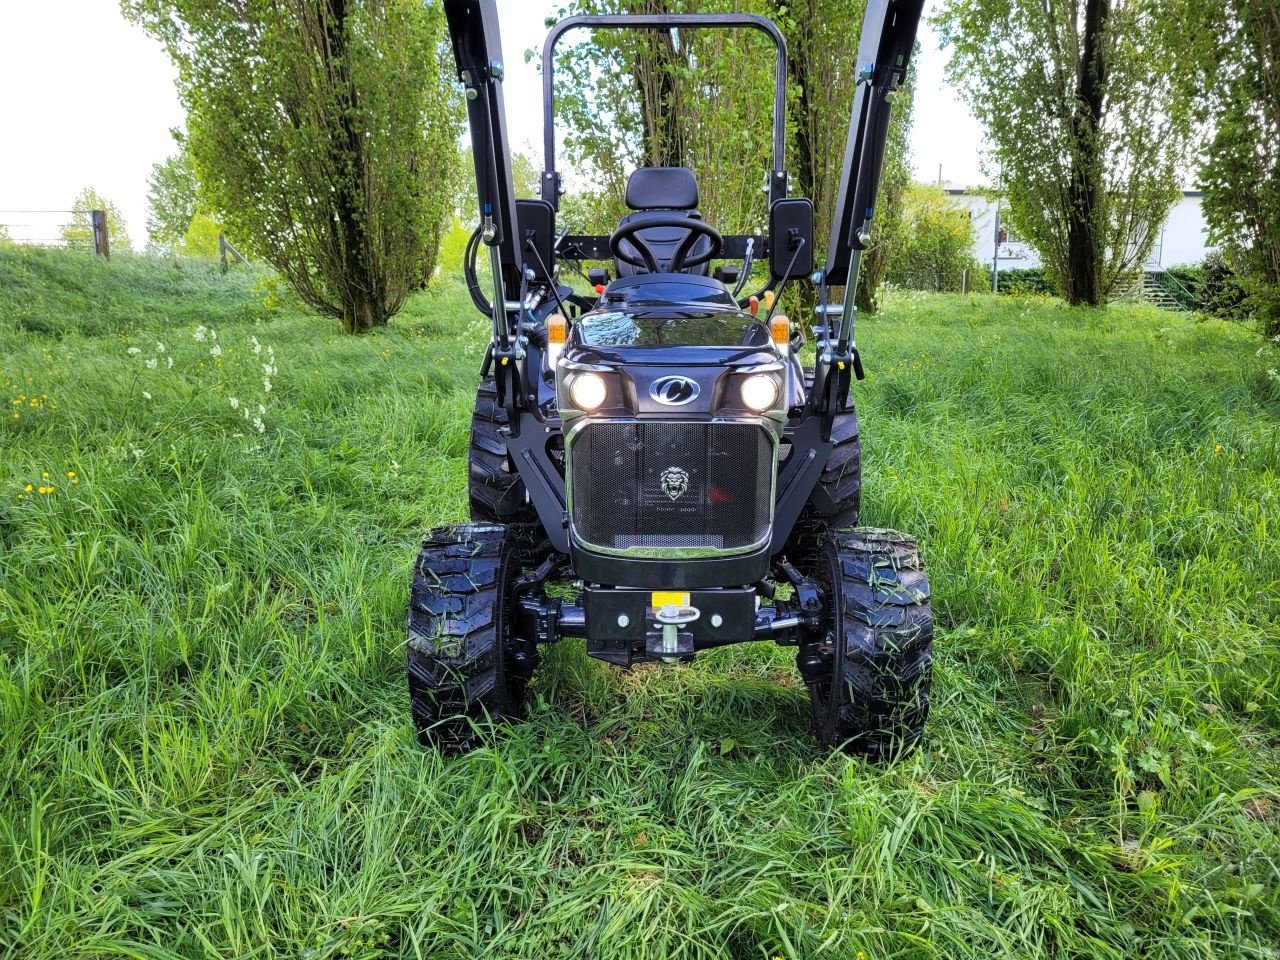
[1,245,1278,958]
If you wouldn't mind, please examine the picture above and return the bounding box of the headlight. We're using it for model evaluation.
[741,374,779,412]
[569,372,607,411]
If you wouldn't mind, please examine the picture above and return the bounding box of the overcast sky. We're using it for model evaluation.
[0,0,984,248]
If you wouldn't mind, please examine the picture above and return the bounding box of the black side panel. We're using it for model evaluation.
[771,415,834,554]
[505,409,569,555]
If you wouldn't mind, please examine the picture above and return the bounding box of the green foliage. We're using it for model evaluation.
[2,247,1279,957]
[122,0,462,333]
[1156,253,1254,321]
[181,211,222,259]
[1195,3,1280,337]
[887,184,983,293]
[993,267,1060,298]
[939,0,1195,306]
[145,139,200,249]
[59,186,131,253]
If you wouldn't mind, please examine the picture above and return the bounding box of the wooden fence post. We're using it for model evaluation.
[91,209,110,258]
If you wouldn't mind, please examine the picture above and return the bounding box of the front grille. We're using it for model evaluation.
[568,421,775,555]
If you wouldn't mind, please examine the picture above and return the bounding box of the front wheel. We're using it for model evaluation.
[800,527,933,760]
[407,523,532,752]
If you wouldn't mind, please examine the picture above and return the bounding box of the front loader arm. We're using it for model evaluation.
[444,0,526,405]
[823,0,923,350]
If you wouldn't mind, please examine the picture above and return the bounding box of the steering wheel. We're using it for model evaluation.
[609,215,724,274]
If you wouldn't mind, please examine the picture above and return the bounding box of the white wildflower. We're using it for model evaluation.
[251,336,262,356]
[146,358,158,370]
[210,344,222,358]
[166,357,173,369]
[1268,368,1279,383]
[193,326,208,343]
[263,379,272,393]
[131,446,145,459]
[257,403,265,416]
[229,397,240,410]
[252,417,265,433]
[127,347,142,356]
[155,342,166,353]
[142,391,152,400]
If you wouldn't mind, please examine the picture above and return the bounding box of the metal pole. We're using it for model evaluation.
[91,209,109,258]
[992,204,1000,293]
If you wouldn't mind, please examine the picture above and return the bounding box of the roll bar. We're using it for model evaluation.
[540,15,790,208]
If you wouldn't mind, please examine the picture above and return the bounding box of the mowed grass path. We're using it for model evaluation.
[1,245,1278,958]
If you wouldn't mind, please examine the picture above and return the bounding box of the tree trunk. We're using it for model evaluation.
[1064,0,1109,306]
[323,0,387,335]
[631,0,685,167]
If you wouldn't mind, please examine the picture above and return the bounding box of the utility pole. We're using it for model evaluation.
[992,203,1000,293]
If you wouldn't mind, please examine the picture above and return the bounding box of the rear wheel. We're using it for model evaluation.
[469,379,538,526]
[792,373,861,538]
[800,527,933,760]
[468,379,547,561]
[407,523,532,752]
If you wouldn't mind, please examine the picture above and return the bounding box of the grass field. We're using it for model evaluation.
[1,244,1279,959]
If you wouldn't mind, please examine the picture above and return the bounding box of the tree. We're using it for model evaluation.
[123,0,462,333]
[1196,3,1280,336]
[61,187,131,252]
[939,0,1195,306]
[146,139,201,250]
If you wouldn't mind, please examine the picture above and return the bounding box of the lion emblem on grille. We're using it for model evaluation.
[660,466,690,501]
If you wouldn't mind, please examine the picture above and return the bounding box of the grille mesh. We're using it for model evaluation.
[569,421,774,553]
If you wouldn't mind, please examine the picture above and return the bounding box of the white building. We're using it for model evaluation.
[943,186,1216,272]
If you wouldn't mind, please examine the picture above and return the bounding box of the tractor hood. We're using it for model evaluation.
[567,306,777,367]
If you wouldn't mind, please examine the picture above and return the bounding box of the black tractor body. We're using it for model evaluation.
[410,0,934,758]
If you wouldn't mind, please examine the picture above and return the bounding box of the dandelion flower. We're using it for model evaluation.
[24,484,32,492]
[66,471,75,478]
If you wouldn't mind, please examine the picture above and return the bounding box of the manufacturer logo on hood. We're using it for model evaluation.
[649,375,700,406]
[660,466,690,500]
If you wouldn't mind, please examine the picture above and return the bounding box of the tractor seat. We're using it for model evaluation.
[613,166,714,278]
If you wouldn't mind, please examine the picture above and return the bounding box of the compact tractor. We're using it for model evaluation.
[410,0,932,759]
